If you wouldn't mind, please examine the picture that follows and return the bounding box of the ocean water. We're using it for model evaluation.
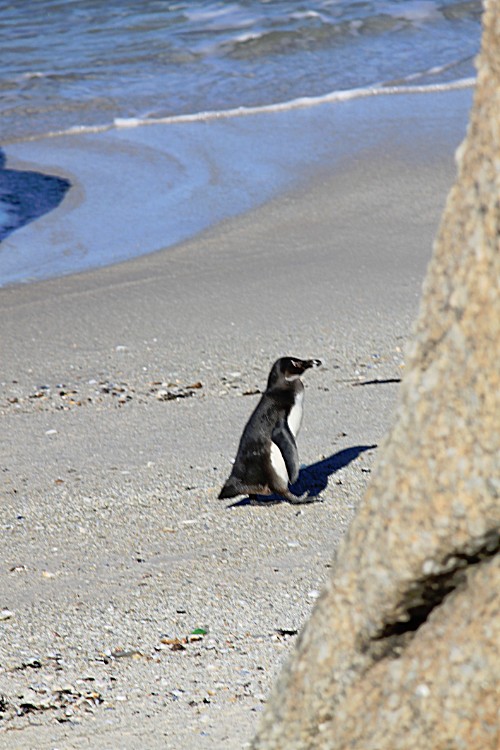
[0,0,482,285]
[1,0,482,141]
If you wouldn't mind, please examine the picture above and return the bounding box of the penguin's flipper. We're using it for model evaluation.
[271,418,300,484]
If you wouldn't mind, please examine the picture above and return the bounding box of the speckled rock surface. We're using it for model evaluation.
[253,3,500,748]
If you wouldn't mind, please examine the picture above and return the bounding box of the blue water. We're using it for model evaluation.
[1,0,482,142]
[0,0,482,286]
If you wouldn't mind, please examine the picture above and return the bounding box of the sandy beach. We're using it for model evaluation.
[0,87,471,749]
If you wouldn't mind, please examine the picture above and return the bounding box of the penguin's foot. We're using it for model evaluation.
[283,490,315,505]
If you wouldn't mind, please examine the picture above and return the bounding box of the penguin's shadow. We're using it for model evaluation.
[0,148,71,242]
[226,444,377,508]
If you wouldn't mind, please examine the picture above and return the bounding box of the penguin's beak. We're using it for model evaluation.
[303,358,322,370]
[292,358,322,372]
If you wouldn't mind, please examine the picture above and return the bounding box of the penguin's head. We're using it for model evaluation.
[267,357,322,387]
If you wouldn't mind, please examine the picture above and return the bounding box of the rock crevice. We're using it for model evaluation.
[368,528,500,654]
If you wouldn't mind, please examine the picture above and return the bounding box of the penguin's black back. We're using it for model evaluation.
[219,380,296,497]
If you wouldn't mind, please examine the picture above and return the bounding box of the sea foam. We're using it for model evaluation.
[8,78,476,145]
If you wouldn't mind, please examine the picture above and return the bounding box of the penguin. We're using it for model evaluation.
[218,357,321,504]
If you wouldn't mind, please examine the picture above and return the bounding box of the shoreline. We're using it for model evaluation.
[0,87,470,748]
[0,85,473,288]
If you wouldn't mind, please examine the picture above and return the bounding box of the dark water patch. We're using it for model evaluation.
[0,150,70,242]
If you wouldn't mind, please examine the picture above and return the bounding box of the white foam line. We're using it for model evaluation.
[7,77,476,144]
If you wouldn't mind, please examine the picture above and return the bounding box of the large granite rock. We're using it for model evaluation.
[252,2,500,748]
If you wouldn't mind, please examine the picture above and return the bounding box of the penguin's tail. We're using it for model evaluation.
[218,478,241,499]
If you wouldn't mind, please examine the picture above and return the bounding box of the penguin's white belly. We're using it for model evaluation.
[270,441,289,484]
[287,390,304,438]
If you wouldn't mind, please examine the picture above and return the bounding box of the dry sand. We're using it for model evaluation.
[0,90,470,748]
